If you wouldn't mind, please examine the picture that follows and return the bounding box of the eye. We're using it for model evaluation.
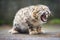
[46,11,50,15]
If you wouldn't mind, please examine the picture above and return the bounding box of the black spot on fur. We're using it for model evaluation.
[26,20,34,31]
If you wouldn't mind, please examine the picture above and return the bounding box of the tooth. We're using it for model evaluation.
[46,15,48,18]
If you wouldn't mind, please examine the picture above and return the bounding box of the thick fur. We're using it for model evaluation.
[9,5,51,34]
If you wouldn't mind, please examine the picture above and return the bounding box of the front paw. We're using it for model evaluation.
[37,29,45,33]
[29,29,38,35]
[8,29,18,34]
[41,29,45,33]
[29,31,38,35]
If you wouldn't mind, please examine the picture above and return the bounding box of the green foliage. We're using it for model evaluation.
[0,20,5,25]
[0,20,12,25]
[48,19,60,24]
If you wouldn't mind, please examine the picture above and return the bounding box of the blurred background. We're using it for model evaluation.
[0,0,60,25]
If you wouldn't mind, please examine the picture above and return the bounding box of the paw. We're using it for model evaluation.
[8,29,18,34]
[37,29,45,33]
[29,31,38,35]
[41,29,45,33]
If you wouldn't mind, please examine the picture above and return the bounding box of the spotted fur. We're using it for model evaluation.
[8,5,51,34]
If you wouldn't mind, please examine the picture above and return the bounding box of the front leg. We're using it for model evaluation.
[29,28,38,35]
[26,20,38,35]
[37,26,45,34]
[28,25,38,35]
[37,27,42,34]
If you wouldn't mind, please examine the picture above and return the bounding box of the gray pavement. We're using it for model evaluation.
[0,25,60,40]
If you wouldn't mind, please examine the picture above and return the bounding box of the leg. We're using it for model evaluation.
[37,27,42,33]
[29,28,38,35]
[26,20,38,35]
[8,27,19,34]
[37,26,45,33]
[8,24,19,34]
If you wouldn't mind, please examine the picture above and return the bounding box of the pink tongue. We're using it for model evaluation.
[41,14,47,22]
[42,15,47,21]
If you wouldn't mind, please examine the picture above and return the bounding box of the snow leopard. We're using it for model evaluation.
[9,5,51,35]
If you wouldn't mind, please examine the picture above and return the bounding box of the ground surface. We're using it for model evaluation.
[0,25,60,40]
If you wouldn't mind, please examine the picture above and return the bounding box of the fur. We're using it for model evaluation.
[8,5,51,34]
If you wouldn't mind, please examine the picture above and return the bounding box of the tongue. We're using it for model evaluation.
[41,14,47,22]
[42,17,47,22]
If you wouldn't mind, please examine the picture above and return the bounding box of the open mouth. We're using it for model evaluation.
[41,13,47,22]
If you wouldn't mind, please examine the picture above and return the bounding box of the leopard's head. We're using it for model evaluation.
[33,5,51,24]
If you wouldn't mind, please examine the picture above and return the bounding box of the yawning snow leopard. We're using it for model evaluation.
[9,5,51,35]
